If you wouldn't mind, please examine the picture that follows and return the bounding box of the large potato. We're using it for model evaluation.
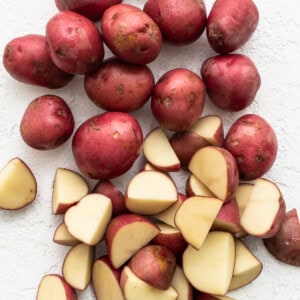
[151,68,206,131]
[72,112,143,180]
[46,11,104,75]
[225,114,278,180]
[143,0,206,45]
[101,4,162,64]
[3,34,73,89]
[207,0,259,53]
[20,95,74,150]
[55,0,122,21]
[201,54,261,111]
[84,57,155,112]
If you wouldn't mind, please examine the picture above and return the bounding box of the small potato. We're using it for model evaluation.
[55,0,122,21]
[201,54,261,111]
[84,57,154,112]
[207,0,259,53]
[101,4,162,65]
[72,112,143,180]
[3,34,73,89]
[143,0,206,45]
[20,95,74,150]
[151,68,206,131]
[46,11,104,75]
[225,114,278,180]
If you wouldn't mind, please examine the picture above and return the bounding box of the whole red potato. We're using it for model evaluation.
[46,11,104,75]
[72,112,143,180]
[3,34,73,89]
[201,54,261,111]
[20,95,74,150]
[101,4,162,65]
[151,68,206,131]
[55,0,122,21]
[143,0,206,45]
[225,114,278,180]
[84,57,155,112]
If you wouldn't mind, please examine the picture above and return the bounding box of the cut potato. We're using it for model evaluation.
[171,266,193,300]
[235,183,254,217]
[195,292,234,300]
[185,174,215,198]
[52,168,89,214]
[53,223,79,246]
[143,127,180,172]
[175,196,223,249]
[0,157,37,210]
[182,231,235,296]
[125,170,178,215]
[62,243,95,291]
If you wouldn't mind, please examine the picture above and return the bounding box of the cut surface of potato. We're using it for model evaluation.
[126,170,178,215]
[175,196,222,249]
[183,231,235,296]
[52,168,89,214]
[53,223,79,246]
[186,174,215,197]
[0,157,37,210]
[143,127,180,171]
[171,265,193,300]
[235,183,254,217]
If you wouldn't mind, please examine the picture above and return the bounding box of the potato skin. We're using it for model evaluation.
[46,11,104,75]
[225,114,278,180]
[72,112,143,180]
[143,0,206,44]
[207,0,259,53]
[101,4,162,65]
[151,68,206,131]
[55,0,122,21]
[3,35,73,89]
[84,57,154,112]
[201,54,261,111]
[20,95,74,150]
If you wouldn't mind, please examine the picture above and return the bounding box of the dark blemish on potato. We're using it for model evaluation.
[237,155,244,163]
[156,97,172,107]
[256,154,264,163]
[116,84,124,95]
[56,47,68,58]
[4,45,13,64]
[189,92,196,108]
[17,46,23,53]
[55,124,61,129]
[112,13,119,20]
[186,23,195,34]
[90,121,100,131]
[56,110,62,116]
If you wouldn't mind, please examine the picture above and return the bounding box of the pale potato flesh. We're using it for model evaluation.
[0,158,36,209]
[241,179,281,236]
[187,174,215,197]
[121,266,178,300]
[171,266,192,300]
[183,231,235,295]
[235,184,254,217]
[62,243,94,291]
[37,275,70,300]
[175,196,223,249]
[53,223,79,246]
[143,127,180,170]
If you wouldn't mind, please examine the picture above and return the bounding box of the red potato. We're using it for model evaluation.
[151,68,206,131]
[20,95,74,150]
[201,54,261,111]
[72,112,143,180]
[93,180,127,216]
[143,0,206,45]
[84,57,154,112]
[55,0,122,21]
[264,209,300,266]
[128,245,176,290]
[225,114,278,180]
[185,174,215,198]
[3,34,73,88]
[206,0,259,53]
[46,11,104,75]
[101,4,162,65]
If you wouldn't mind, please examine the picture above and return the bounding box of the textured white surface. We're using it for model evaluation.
[0,1,300,299]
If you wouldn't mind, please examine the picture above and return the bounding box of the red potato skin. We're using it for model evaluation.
[225,114,278,181]
[128,245,176,290]
[20,95,74,150]
[201,54,261,111]
[101,4,162,65]
[143,0,206,44]
[207,0,259,53]
[3,35,73,89]
[170,131,210,169]
[46,11,104,75]
[264,209,300,266]
[151,68,206,131]
[93,180,128,216]
[72,112,143,180]
[55,0,122,21]
[84,57,155,112]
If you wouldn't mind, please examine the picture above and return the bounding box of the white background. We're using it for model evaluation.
[0,1,300,299]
